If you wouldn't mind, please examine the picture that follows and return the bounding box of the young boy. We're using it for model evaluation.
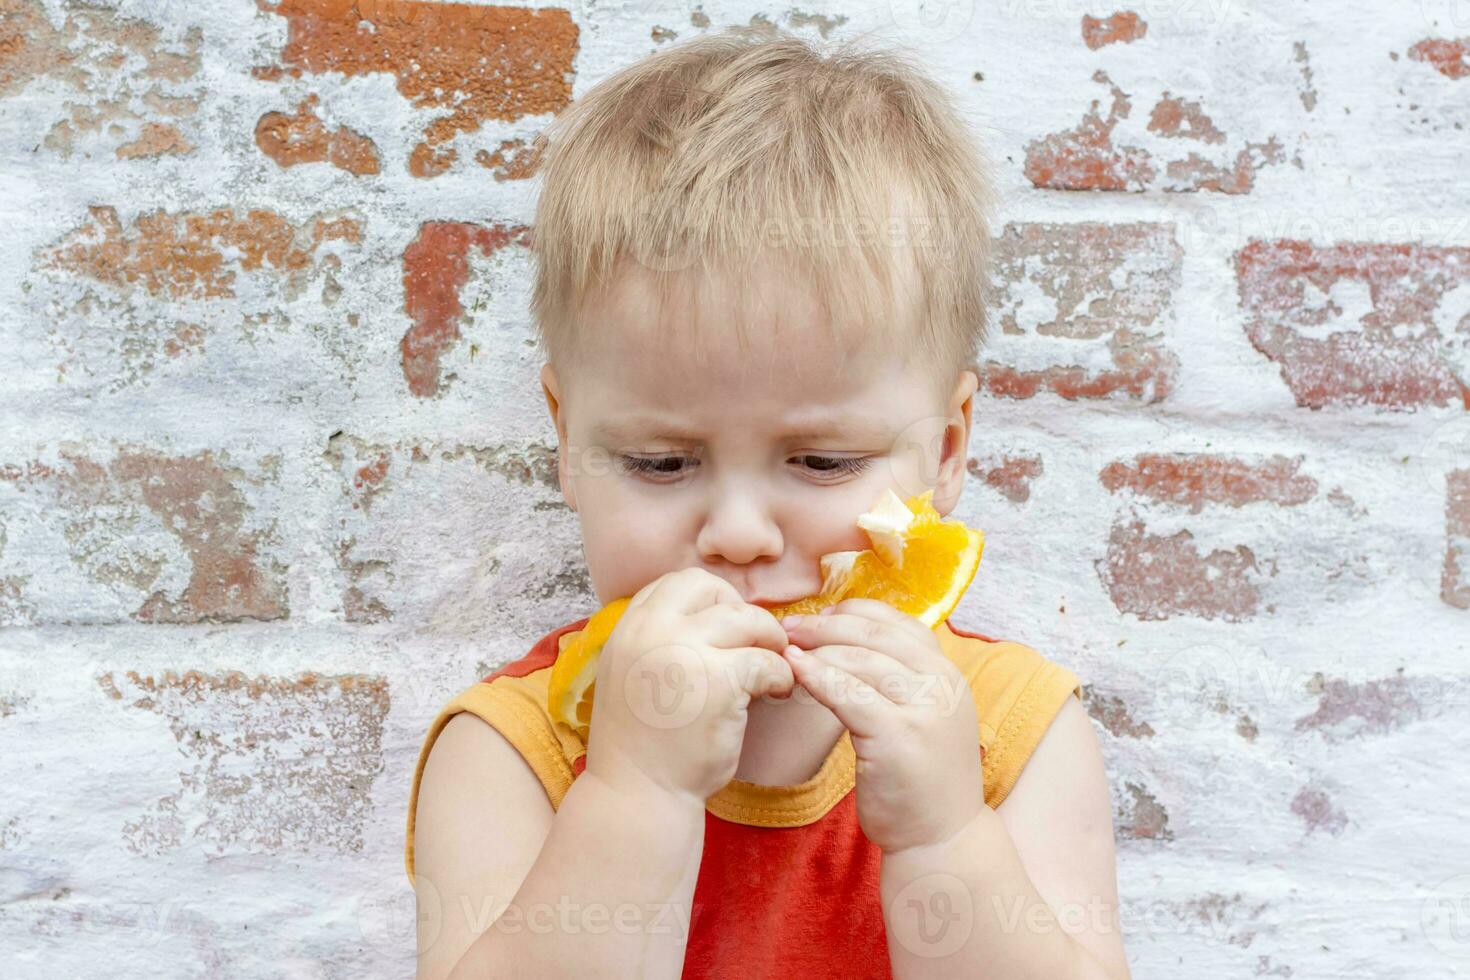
[405,27,1128,980]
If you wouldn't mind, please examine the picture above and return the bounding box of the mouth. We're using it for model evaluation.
[747,596,805,609]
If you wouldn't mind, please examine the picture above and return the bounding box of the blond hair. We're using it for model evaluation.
[528,26,995,389]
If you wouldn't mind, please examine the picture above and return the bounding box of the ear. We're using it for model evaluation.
[932,369,978,517]
[541,362,577,513]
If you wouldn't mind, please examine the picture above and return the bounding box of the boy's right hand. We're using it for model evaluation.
[581,567,796,804]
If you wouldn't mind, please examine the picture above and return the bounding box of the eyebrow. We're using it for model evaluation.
[592,415,892,445]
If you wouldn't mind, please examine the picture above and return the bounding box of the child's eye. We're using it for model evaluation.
[794,454,872,477]
[616,454,872,480]
[618,454,692,478]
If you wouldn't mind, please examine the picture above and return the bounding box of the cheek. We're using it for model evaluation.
[790,486,879,555]
[576,491,682,603]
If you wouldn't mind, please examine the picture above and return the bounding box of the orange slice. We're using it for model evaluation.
[545,597,630,744]
[546,488,984,740]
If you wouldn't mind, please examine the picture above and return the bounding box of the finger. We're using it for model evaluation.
[651,567,744,616]
[783,646,890,739]
[624,573,666,613]
[689,601,789,654]
[724,646,796,701]
[823,597,934,643]
[797,644,917,706]
[787,608,935,673]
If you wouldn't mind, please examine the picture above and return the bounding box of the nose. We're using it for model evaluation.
[694,485,784,566]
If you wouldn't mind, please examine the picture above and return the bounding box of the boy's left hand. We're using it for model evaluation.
[780,598,985,856]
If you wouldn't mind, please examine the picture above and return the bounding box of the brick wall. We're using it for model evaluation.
[2,1,1467,976]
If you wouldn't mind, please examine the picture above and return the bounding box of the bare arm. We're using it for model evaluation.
[413,713,707,980]
[880,695,1130,979]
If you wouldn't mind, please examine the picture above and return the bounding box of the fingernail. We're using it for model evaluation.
[819,606,834,616]
[781,616,801,629]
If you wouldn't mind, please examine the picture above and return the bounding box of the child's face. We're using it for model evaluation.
[541,261,977,609]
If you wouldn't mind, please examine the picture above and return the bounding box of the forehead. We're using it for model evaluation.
[570,259,936,429]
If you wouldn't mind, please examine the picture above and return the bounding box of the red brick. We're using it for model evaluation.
[401,221,532,397]
[967,453,1043,503]
[108,670,388,855]
[38,205,362,302]
[1295,670,1423,740]
[475,137,544,181]
[1079,684,1156,738]
[1163,139,1285,195]
[1408,37,1470,79]
[1,0,204,159]
[1116,781,1172,840]
[1025,71,1289,194]
[116,122,195,159]
[1235,240,1470,410]
[255,94,381,175]
[0,448,287,624]
[1024,71,1155,192]
[254,0,578,177]
[983,222,1181,402]
[1081,11,1147,50]
[1445,468,1470,609]
[1291,785,1348,835]
[31,206,363,392]
[1099,454,1318,514]
[1148,94,1224,144]
[1096,519,1267,622]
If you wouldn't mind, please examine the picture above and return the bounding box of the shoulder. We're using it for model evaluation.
[404,615,592,885]
[409,714,558,976]
[937,620,1084,809]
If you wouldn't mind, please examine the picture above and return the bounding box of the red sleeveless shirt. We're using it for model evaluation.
[406,616,1082,978]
